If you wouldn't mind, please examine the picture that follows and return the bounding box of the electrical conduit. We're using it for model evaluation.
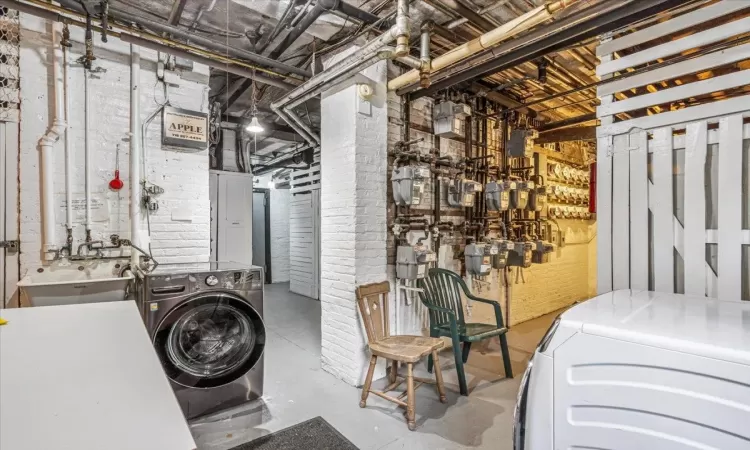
[387,0,578,92]
[38,21,66,259]
[83,66,91,241]
[130,44,142,268]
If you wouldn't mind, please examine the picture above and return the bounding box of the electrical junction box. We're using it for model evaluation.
[507,129,538,157]
[433,101,472,139]
[465,243,491,276]
[532,240,554,264]
[511,181,533,210]
[507,241,533,268]
[486,181,515,211]
[392,166,431,206]
[396,244,436,280]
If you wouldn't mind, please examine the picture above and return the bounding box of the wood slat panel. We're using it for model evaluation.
[598,43,750,97]
[612,134,630,290]
[629,131,649,291]
[598,95,750,138]
[717,115,743,299]
[683,121,708,296]
[650,127,675,293]
[598,69,750,118]
[596,135,613,294]
[597,16,750,77]
[596,0,749,56]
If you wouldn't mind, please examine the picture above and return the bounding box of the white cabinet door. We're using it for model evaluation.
[214,172,253,265]
[0,122,19,307]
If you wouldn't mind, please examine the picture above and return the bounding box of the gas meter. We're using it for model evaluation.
[531,240,554,264]
[485,181,515,211]
[446,178,482,207]
[510,181,532,210]
[465,242,491,276]
[396,242,436,280]
[507,241,533,268]
[392,165,431,206]
[488,239,514,269]
[433,101,472,139]
[528,184,548,213]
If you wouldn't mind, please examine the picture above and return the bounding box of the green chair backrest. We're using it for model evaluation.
[418,268,468,329]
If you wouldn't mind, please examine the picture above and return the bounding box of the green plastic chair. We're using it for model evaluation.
[418,268,513,396]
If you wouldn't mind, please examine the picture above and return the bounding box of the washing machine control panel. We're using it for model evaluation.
[205,275,219,286]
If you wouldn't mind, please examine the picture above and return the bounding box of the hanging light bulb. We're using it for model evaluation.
[246,116,264,133]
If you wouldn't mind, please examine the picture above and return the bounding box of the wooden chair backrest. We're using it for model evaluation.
[418,268,467,328]
[355,282,391,344]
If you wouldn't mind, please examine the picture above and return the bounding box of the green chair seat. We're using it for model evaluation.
[419,268,513,396]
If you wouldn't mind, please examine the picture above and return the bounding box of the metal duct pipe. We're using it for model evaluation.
[268,1,327,59]
[271,0,411,147]
[106,5,311,78]
[388,0,578,91]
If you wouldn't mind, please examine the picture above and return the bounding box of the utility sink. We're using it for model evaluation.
[17,270,133,307]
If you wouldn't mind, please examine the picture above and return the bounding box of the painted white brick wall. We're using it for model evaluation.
[320,56,388,386]
[18,15,210,276]
[269,188,290,283]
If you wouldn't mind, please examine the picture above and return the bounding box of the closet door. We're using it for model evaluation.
[289,190,320,299]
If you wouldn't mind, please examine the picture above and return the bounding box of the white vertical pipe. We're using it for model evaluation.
[130,44,142,267]
[63,45,72,231]
[39,22,67,259]
[83,68,92,236]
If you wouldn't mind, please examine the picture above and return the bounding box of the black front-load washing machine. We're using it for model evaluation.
[135,262,265,419]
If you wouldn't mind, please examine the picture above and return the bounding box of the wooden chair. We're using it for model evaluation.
[418,268,513,396]
[356,282,447,431]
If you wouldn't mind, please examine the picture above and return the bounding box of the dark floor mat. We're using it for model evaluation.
[228,416,359,450]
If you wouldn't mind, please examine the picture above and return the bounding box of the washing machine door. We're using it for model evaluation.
[153,291,265,389]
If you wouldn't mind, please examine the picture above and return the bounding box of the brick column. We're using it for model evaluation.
[319,58,388,386]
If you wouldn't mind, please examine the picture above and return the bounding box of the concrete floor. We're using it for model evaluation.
[191,283,555,450]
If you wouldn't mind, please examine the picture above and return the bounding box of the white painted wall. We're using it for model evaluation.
[319,57,389,386]
[19,15,210,277]
[269,188,290,283]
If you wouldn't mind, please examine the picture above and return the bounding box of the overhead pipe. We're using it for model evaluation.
[419,21,433,88]
[268,0,326,60]
[256,0,300,53]
[39,20,67,259]
[388,0,578,92]
[271,0,411,147]
[5,0,306,90]
[446,0,511,29]
[130,44,142,268]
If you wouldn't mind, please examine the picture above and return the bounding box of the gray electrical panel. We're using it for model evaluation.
[507,129,539,157]
[396,244,436,280]
[392,166,431,206]
[433,101,471,139]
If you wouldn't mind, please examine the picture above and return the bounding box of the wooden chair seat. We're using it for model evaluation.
[369,335,444,363]
[434,323,509,342]
[356,282,448,431]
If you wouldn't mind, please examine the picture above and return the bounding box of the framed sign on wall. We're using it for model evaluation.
[162,106,208,150]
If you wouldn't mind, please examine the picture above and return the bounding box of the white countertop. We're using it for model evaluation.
[0,301,196,450]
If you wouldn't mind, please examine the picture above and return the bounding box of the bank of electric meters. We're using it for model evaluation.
[486,180,547,212]
[392,166,431,206]
[396,242,437,280]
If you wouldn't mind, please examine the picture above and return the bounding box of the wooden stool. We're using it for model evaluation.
[356,282,447,431]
